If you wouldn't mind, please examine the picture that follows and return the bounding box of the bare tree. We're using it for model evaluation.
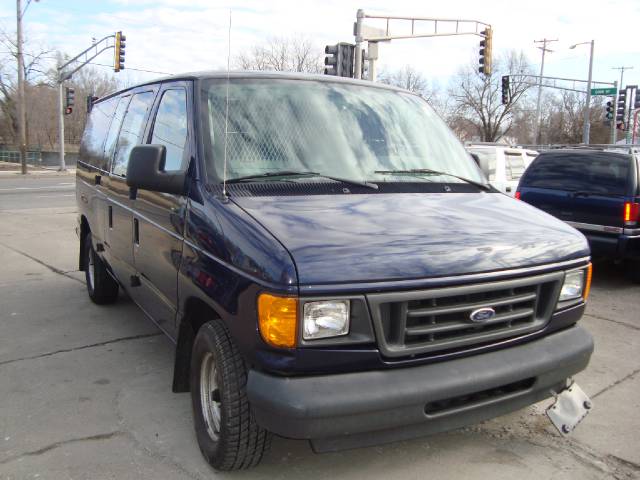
[235,35,323,73]
[378,65,449,118]
[378,65,430,95]
[539,91,609,144]
[448,50,534,142]
[0,27,54,145]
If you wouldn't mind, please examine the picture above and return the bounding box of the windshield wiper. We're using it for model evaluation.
[225,171,378,190]
[374,168,492,192]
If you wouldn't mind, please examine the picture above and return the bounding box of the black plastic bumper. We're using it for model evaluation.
[247,325,593,452]
[584,231,640,260]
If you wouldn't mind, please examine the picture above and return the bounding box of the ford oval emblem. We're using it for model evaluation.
[469,307,496,323]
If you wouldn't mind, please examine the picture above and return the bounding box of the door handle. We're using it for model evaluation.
[95,174,101,185]
[80,194,88,203]
[506,186,512,192]
[133,218,139,245]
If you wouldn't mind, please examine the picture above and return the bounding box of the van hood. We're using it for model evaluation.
[232,193,589,286]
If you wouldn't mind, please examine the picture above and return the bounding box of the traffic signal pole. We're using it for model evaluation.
[352,10,491,81]
[610,81,618,145]
[55,34,122,170]
[58,81,66,171]
[354,9,363,79]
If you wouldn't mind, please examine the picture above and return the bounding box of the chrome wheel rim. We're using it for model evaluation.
[87,247,95,290]
[200,352,221,441]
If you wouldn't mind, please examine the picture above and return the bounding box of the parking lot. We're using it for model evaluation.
[1,173,639,480]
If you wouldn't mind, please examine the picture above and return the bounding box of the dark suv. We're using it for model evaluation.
[76,72,593,470]
[517,149,640,281]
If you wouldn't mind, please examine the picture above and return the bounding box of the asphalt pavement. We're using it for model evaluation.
[1,174,639,480]
[0,176,75,211]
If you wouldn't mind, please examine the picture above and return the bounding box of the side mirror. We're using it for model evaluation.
[126,145,186,196]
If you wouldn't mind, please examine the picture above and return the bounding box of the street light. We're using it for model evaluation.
[15,0,40,175]
[570,40,594,144]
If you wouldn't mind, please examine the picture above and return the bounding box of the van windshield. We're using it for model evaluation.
[202,79,485,186]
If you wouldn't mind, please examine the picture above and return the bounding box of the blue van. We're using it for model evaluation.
[76,72,593,470]
[517,148,640,282]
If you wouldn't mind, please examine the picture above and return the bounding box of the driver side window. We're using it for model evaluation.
[150,88,189,172]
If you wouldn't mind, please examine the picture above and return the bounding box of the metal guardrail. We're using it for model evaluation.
[0,150,42,164]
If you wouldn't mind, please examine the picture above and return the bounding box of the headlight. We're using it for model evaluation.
[303,300,350,340]
[559,270,585,302]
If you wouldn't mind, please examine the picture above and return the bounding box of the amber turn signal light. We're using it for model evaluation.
[583,263,592,301]
[258,294,297,348]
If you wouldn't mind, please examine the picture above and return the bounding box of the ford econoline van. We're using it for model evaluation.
[76,72,594,471]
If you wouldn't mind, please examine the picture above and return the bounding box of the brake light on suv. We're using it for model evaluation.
[623,202,639,226]
[515,191,521,200]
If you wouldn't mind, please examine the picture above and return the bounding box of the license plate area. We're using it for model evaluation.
[546,382,592,435]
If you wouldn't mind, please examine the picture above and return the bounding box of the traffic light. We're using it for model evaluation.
[605,100,614,120]
[114,31,126,72]
[64,87,75,115]
[616,88,627,129]
[501,75,510,105]
[479,28,493,76]
[324,43,355,78]
[324,44,339,76]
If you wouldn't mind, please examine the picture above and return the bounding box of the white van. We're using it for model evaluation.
[467,145,538,196]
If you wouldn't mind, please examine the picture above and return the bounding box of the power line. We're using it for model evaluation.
[87,62,172,76]
[1,51,172,75]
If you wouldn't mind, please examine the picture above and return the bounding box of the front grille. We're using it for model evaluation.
[367,271,564,358]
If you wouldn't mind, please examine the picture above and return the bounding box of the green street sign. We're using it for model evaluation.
[590,87,617,95]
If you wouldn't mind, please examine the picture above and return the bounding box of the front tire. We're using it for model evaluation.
[190,320,271,471]
[84,233,119,304]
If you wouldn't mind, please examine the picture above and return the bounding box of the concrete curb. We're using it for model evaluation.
[0,169,76,177]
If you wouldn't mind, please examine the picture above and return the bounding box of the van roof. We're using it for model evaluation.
[537,148,633,158]
[467,145,538,155]
[96,70,409,103]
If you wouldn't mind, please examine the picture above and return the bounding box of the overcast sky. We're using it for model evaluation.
[1,0,639,91]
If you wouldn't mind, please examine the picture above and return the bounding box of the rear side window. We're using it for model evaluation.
[111,91,155,177]
[469,149,496,181]
[505,152,526,180]
[150,89,188,171]
[79,97,118,170]
[103,96,130,170]
[520,152,631,194]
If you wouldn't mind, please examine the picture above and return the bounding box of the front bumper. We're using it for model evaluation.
[247,324,593,452]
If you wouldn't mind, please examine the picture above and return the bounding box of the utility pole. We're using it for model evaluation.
[533,38,557,145]
[613,66,633,94]
[16,0,27,174]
